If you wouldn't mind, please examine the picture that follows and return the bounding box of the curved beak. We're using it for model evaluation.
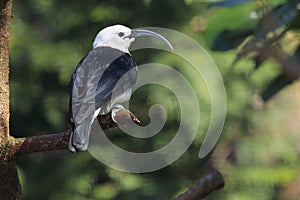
[129,29,173,50]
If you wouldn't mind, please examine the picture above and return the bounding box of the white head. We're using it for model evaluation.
[93,24,173,53]
[93,25,134,53]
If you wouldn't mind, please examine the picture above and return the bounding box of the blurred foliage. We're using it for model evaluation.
[9,0,300,200]
[208,0,300,101]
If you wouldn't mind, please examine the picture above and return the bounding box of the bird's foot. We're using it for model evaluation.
[111,105,140,125]
[111,104,126,122]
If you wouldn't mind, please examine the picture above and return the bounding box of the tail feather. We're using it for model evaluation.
[68,115,94,152]
[68,131,77,153]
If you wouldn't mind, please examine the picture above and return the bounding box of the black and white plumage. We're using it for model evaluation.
[68,24,173,152]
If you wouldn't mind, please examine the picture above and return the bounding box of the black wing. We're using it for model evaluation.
[94,50,137,110]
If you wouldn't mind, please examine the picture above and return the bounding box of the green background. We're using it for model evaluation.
[10,0,300,199]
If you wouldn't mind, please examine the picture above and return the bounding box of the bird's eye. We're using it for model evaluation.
[118,32,125,37]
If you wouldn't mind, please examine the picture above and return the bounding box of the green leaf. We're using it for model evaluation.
[204,1,257,44]
[256,2,299,38]
[211,29,253,51]
[290,11,300,29]
[208,0,253,8]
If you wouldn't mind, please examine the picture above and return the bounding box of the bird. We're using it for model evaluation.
[68,24,173,152]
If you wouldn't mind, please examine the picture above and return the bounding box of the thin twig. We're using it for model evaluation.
[173,171,225,200]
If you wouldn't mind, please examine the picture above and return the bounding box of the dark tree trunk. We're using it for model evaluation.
[0,0,22,199]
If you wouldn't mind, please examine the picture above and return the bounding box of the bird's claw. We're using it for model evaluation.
[111,107,140,125]
[111,104,125,122]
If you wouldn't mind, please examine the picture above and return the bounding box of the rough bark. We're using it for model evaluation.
[0,0,22,199]
[0,0,11,137]
[14,110,140,156]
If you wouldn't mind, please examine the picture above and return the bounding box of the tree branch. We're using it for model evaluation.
[14,130,71,156]
[267,49,300,80]
[239,36,300,79]
[13,109,140,156]
[173,171,225,200]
